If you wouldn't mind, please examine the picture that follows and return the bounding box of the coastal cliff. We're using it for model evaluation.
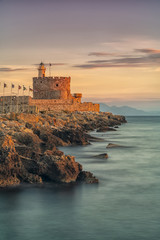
[0,111,126,187]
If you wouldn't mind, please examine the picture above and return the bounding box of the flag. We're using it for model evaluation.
[18,85,22,90]
[4,83,7,88]
[23,86,27,91]
[12,84,15,88]
[29,87,33,92]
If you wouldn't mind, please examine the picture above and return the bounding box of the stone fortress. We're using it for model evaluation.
[0,62,99,113]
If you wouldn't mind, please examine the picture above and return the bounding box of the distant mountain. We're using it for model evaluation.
[100,103,160,116]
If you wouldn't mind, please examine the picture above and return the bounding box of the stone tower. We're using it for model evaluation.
[33,62,72,100]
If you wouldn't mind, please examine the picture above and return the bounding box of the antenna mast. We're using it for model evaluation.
[49,63,52,77]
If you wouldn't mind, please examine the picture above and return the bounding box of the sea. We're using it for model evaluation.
[0,116,160,240]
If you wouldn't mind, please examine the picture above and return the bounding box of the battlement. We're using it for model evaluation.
[33,76,71,81]
[54,76,71,80]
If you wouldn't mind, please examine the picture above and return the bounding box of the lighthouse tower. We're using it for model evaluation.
[38,62,46,78]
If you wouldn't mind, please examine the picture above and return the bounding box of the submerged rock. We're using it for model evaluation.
[106,143,123,148]
[94,153,109,159]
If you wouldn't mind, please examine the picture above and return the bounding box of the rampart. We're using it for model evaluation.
[29,98,99,112]
[0,96,38,114]
[0,96,99,113]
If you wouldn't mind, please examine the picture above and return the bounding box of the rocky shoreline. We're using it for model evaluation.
[0,111,126,187]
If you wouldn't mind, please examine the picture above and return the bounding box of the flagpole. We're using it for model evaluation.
[17,86,19,113]
[28,86,30,113]
[23,85,24,113]
[3,83,4,114]
[10,83,12,113]
[2,83,6,114]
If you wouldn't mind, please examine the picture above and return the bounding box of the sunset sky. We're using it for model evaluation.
[0,0,160,111]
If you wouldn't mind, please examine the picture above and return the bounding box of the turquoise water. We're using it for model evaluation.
[0,116,160,240]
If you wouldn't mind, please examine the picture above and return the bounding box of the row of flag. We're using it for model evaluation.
[2,83,33,92]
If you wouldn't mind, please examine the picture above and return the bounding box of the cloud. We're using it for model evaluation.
[135,48,160,54]
[0,67,31,72]
[74,63,148,69]
[88,52,117,57]
[74,48,160,69]
[0,63,67,72]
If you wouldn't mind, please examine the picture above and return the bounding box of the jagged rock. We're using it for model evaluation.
[14,130,42,153]
[0,112,127,187]
[38,154,82,183]
[33,127,66,148]
[52,127,89,145]
[0,135,42,187]
[77,171,99,183]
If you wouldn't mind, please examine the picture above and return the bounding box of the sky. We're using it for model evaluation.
[0,0,160,111]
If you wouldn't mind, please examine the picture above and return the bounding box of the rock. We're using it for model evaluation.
[94,153,109,159]
[77,171,99,184]
[0,112,127,187]
[33,127,66,148]
[38,154,82,183]
[52,127,89,145]
[14,130,42,153]
[25,122,33,129]
[0,135,42,187]
[0,129,5,137]
[106,143,123,148]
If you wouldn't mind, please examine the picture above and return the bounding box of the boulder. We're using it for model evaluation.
[0,135,42,187]
[77,171,99,184]
[38,154,82,183]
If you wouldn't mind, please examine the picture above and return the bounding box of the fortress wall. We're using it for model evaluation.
[0,96,38,113]
[0,96,99,113]
[29,98,73,106]
[29,98,99,112]
[0,104,38,114]
[0,96,30,105]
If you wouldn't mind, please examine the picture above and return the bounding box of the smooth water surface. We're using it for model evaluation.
[0,116,160,240]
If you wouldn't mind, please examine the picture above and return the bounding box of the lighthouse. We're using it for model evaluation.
[38,62,46,78]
